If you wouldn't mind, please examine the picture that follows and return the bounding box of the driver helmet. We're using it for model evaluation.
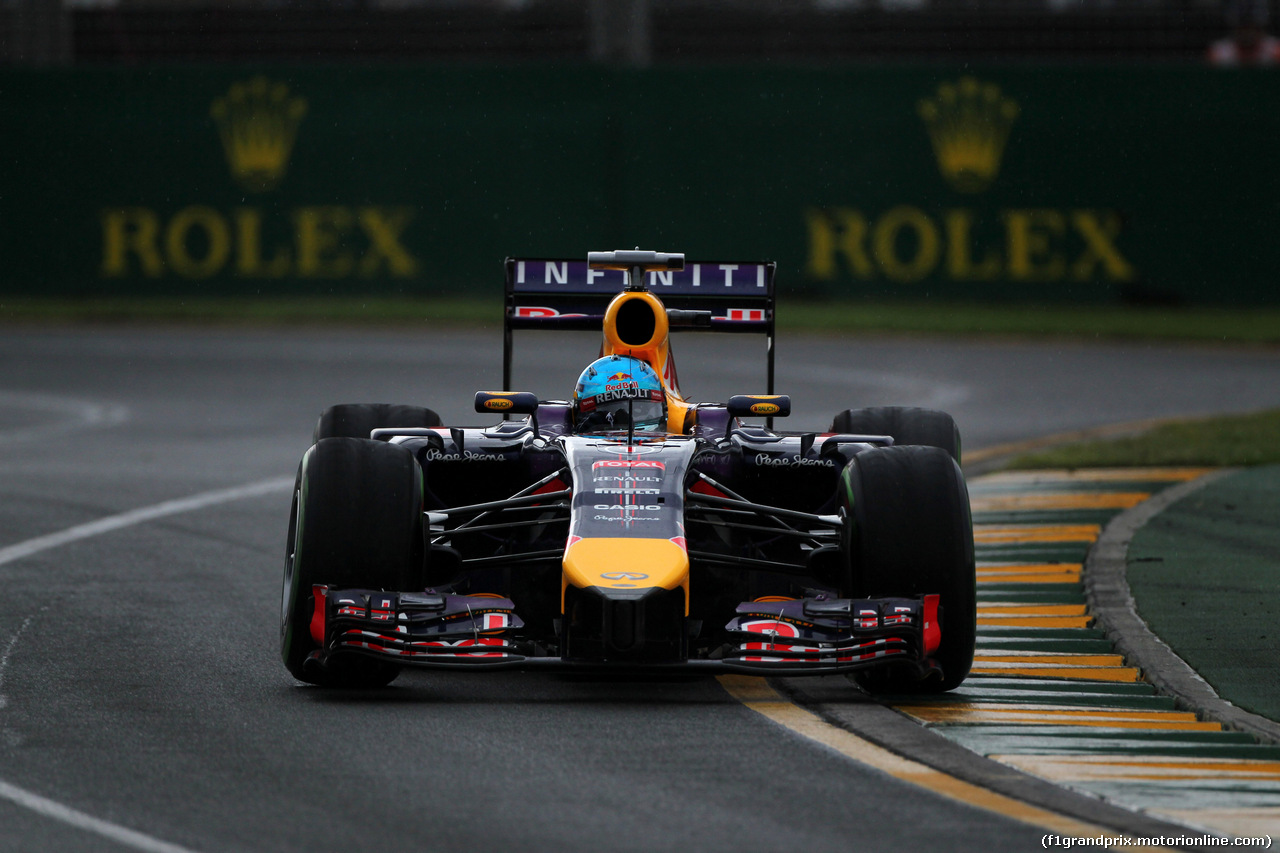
[573,355,667,433]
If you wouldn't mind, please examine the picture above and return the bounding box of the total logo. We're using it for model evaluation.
[593,460,665,470]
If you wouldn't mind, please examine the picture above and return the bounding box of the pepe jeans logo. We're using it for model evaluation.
[210,77,308,193]
[752,454,835,468]
[917,77,1018,195]
[423,449,506,462]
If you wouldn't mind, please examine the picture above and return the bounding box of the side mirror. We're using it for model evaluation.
[727,395,791,419]
[475,391,541,438]
[475,391,539,415]
[666,309,712,328]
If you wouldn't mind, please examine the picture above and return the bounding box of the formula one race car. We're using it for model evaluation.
[280,250,975,693]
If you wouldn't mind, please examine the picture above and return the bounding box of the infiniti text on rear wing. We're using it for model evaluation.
[503,257,777,393]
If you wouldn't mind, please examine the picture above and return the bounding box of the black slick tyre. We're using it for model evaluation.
[280,437,424,687]
[314,403,442,443]
[830,406,961,463]
[840,445,975,693]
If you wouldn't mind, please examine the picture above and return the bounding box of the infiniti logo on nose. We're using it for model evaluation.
[600,572,649,580]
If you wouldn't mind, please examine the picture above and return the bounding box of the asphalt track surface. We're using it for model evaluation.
[1,325,1279,853]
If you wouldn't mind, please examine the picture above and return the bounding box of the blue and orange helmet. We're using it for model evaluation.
[572,355,666,433]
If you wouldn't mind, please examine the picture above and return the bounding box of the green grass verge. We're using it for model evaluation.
[1,297,1279,344]
[1008,409,1280,469]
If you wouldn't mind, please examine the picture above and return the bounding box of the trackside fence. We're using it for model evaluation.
[4,65,1277,305]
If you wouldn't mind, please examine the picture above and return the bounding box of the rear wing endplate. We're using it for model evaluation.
[502,257,777,394]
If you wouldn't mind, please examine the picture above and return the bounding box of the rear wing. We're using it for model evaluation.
[502,256,777,393]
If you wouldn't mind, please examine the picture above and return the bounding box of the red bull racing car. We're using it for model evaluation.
[280,250,975,692]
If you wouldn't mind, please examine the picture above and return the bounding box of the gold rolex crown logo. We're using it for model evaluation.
[210,77,307,193]
[918,77,1018,194]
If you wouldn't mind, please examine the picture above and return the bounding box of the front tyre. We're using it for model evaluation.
[831,406,961,463]
[314,403,443,443]
[840,445,975,693]
[281,437,424,687]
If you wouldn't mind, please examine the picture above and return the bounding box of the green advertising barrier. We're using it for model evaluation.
[3,65,1277,304]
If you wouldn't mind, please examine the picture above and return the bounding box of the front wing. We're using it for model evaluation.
[303,586,943,679]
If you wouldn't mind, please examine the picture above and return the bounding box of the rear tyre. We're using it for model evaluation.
[314,403,442,443]
[280,437,424,687]
[840,445,975,693]
[830,406,961,463]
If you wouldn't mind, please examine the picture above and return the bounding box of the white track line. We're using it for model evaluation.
[0,390,129,446]
[0,476,293,568]
[0,780,202,853]
[0,475,293,851]
[0,615,33,711]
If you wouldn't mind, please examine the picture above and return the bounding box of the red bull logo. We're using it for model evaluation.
[605,372,640,392]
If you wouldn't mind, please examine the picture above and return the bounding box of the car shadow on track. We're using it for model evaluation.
[283,670,735,706]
